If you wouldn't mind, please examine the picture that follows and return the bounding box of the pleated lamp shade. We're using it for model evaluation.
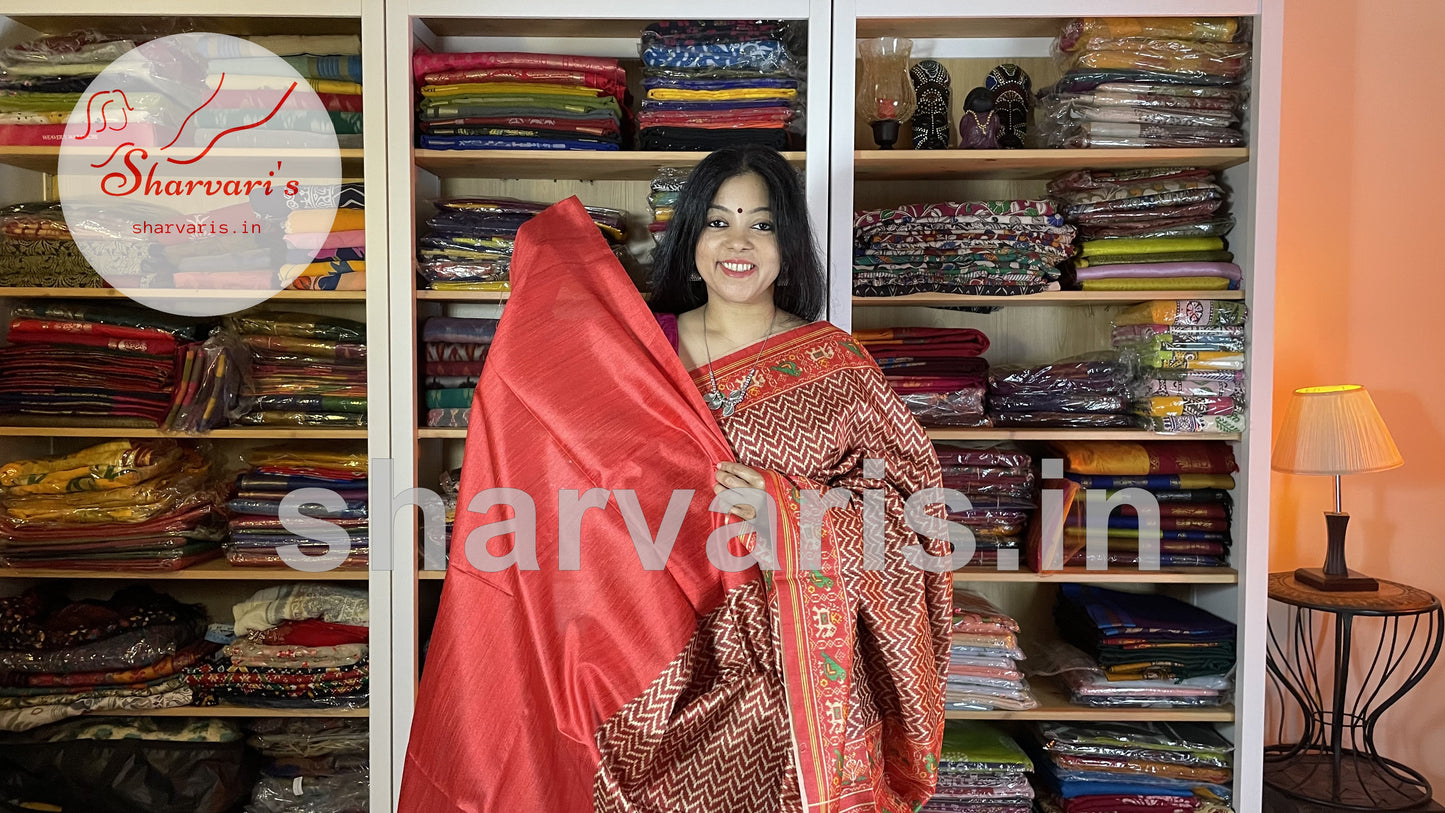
[1272,385,1404,475]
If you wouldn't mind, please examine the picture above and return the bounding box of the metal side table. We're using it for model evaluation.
[1265,572,1443,810]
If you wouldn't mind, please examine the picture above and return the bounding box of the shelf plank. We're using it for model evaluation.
[416,290,511,302]
[414,149,807,181]
[945,680,1235,722]
[929,428,1242,442]
[853,148,1248,181]
[853,291,1246,307]
[415,568,1236,585]
[416,427,1242,442]
[89,705,369,718]
[0,147,365,176]
[0,560,370,580]
[953,567,1238,584]
[7,3,364,30]
[0,426,369,439]
[0,287,367,302]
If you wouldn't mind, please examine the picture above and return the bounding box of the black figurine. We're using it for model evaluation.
[908,60,951,149]
[958,87,1000,149]
[985,63,1032,149]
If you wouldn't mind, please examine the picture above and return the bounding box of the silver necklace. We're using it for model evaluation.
[701,307,777,418]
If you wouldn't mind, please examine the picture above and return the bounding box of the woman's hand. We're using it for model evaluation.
[714,461,766,521]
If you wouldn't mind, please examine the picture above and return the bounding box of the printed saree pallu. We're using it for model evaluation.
[399,198,950,812]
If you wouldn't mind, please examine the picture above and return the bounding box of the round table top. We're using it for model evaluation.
[1269,572,1441,614]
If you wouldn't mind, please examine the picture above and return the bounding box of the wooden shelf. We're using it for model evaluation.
[0,426,368,439]
[0,147,365,176]
[414,568,1236,585]
[89,705,369,718]
[945,680,1235,722]
[0,560,370,580]
[414,149,806,181]
[953,567,1238,584]
[0,287,366,302]
[416,290,510,302]
[414,427,1243,442]
[854,290,1246,308]
[853,148,1249,181]
[928,428,1242,442]
[6,4,364,34]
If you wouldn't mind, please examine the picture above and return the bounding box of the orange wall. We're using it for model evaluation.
[1274,0,1445,786]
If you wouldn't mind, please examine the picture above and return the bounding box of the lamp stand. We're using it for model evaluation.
[1296,476,1379,592]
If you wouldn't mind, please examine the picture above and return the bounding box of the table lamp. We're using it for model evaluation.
[1272,385,1403,591]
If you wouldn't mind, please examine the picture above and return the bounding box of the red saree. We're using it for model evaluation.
[399,197,949,813]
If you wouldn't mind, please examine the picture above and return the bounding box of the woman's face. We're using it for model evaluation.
[693,172,781,308]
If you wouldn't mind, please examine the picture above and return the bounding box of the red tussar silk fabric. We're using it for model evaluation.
[397,196,753,812]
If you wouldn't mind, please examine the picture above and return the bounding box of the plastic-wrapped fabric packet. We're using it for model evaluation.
[899,390,988,427]
[987,356,1132,398]
[1050,120,1247,148]
[165,330,248,434]
[1027,640,1232,708]
[1054,35,1251,81]
[1058,18,1244,51]
[1035,720,1234,767]
[226,313,365,342]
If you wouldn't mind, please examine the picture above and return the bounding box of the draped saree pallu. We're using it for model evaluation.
[398,197,950,813]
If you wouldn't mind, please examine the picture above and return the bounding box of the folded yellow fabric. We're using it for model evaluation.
[1079,277,1231,291]
[1079,237,1225,256]
[646,87,798,102]
[1064,17,1240,46]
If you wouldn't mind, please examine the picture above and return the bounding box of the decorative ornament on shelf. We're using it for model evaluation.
[908,59,951,149]
[857,37,916,149]
[1272,384,1404,592]
[959,87,1000,150]
[985,63,1033,149]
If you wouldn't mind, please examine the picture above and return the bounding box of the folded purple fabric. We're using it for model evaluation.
[1072,261,1242,281]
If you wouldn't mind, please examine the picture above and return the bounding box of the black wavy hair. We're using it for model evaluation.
[648,145,826,320]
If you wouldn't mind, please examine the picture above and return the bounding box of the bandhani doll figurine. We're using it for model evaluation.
[958,87,1000,149]
[985,63,1032,148]
[908,59,951,149]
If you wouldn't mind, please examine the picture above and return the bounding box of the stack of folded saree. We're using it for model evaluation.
[1028,640,1231,709]
[936,443,1035,569]
[1112,300,1248,433]
[1030,721,1236,813]
[0,202,105,288]
[1055,583,1236,684]
[228,312,367,428]
[0,31,145,146]
[1037,18,1250,149]
[422,316,496,427]
[413,51,626,151]
[417,197,628,291]
[948,590,1036,712]
[853,200,1076,297]
[856,327,990,426]
[1050,168,1240,291]
[267,182,367,292]
[1050,440,1236,569]
[0,440,228,571]
[186,584,369,709]
[245,718,371,813]
[648,166,690,242]
[0,586,208,731]
[924,722,1034,813]
[199,34,364,149]
[638,20,805,151]
[987,356,1139,428]
[225,444,369,570]
[0,301,206,427]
